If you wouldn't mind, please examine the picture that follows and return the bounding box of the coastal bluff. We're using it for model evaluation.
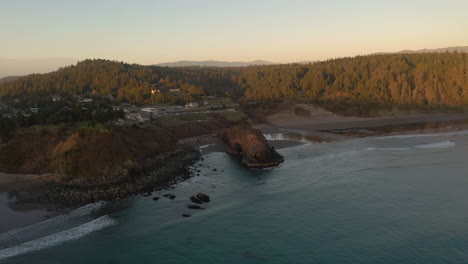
[221,123,284,168]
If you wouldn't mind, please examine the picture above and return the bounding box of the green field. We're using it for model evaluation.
[31,124,63,129]
[206,98,232,106]
[218,111,247,122]
[156,113,210,123]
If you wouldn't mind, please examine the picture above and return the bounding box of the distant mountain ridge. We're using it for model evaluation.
[369,46,468,56]
[397,46,468,54]
[0,76,22,84]
[155,60,274,67]
[381,46,468,55]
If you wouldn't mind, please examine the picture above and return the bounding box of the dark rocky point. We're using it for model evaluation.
[221,123,284,168]
[194,192,210,203]
[187,204,204,210]
[190,196,202,204]
[182,214,191,218]
[152,197,159,201]
[168,194,176,200]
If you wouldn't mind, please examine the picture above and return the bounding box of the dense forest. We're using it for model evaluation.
[1,52,467,114]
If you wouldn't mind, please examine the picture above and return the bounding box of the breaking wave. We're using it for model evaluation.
[373,130,468,140]
[414,141,456,149]
[0,215,117,261]
[0,202,106,249]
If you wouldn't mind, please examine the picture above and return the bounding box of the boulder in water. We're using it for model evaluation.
[187,204,204,210]
[196,192,210,202]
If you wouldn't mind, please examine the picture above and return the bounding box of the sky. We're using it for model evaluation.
[1,0,468,77]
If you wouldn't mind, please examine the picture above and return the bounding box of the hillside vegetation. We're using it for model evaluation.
[1,52,467,115]
[0,126,176,180]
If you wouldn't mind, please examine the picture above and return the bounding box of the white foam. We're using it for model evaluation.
[199,143,216,149]
[0,215,117,260]
[373,130,468,140]
[0,202,106,248]
[366,147,411,151]
[366,141,455,152]
[414,141,456,149]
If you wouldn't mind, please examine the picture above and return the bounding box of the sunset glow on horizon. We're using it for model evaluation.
[1,0,468,76]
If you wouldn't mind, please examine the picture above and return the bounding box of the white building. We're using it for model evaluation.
[51,95,62,102]
[185,102,199,108]
[114,119,125,126]
[141,107,159,113]
[126,111,152,122]
[79,98,93,103]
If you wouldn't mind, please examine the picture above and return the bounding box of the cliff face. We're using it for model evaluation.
[221,124,284,168]
[0,125,205,204]
[0,126,177,180]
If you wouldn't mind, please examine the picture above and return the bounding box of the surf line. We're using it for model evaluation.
[0,215,117,261]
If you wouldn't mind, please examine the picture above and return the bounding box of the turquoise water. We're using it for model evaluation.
[2,130,468,263]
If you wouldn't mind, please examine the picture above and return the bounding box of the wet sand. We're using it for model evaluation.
[256,112,468,143]
[262,112,468,132]
[0,172,44,193]
[0,173,65,233]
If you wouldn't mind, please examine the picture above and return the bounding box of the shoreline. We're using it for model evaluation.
[2,112,468,233]
[255,112,468,142]
[0,146,201,233]
[259,112,468,131]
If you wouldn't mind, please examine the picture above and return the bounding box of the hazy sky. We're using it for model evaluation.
[1,0,468,76]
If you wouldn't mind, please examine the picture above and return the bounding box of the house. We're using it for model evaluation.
[30,108,39,113]
[113,119,125,126]
[80,98,93,103]
[185,102,199,108]
[2,113,15,119]
[104,94,116,101]
[125,112,150,122]
[51,95,62,102]
[169,88,180,93]
[140,112,151,121]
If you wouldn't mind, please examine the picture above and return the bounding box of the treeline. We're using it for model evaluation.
[0,60,205,105]
[1,53,467,113]
[239,53,468,113]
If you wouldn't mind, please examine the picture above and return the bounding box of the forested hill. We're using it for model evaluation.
[1,52,467,114]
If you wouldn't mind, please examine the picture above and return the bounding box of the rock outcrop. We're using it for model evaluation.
[221,123,284,168]
[190,193,210,204]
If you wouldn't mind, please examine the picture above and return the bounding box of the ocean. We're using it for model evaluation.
[1,130,468,263]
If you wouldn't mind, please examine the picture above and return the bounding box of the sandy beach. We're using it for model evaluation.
[254,104,468,141]
[264,110,468,131]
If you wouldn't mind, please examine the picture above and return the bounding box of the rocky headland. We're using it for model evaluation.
[0,125,201,205]
[221,123,284,168]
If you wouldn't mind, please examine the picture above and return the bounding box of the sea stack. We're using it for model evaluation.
[221,123,284,168]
